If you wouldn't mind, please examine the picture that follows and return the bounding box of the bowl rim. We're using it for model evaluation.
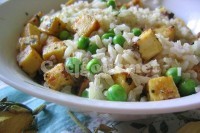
[1,74,200,115]
[0,0,200,115]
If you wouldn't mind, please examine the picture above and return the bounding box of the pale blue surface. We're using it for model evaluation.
[0,86,92,133]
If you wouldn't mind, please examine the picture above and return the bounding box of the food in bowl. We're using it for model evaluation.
[16,0,200,102]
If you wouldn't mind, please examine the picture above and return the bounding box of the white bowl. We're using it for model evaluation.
[0,0,200,120]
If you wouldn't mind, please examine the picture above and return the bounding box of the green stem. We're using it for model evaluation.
[68,111,92,133]
[33,104,46,115]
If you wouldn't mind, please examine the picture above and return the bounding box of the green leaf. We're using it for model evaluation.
[160,121,168,133]
[148,124,157,133]
[130,122,146,129]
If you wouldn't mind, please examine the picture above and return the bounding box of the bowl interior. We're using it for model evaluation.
[0,0,200,115]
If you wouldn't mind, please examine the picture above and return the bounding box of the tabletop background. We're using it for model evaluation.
[1,0,200,132]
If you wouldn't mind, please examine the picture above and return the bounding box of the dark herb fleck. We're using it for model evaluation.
[160,121,168,133]
[25,12,29,16]
[130,122,146,129]
[126,77,133,85]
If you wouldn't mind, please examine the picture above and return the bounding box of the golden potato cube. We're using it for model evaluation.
[42,41,66,63]
[147,76,180,101]
[46,36,60,45]
[72,15,100,37]
[137,29,163,61]
[39,17,67,36]
[177,122,200,133]
[44,63,74,90]
[17,46,43,77]
[22,23,41,37]
[28,11,43,27]
[19,35,42,53]
[154,25,175,41]
[112,72,136,94]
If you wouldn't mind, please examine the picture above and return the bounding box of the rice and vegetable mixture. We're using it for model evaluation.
[16,0,200,102]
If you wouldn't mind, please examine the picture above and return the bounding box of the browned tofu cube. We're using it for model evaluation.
[154,25,175,41]
[72,15,100,37]
[126,0,143,8]
[46,36,60,45]
[19,35,42,53]
[39,17,67,36]
[44,63,74,90]
[147,76,180,101]
[137,29,163,61]
[28,11,43,27]
[22,23,41,37]
[112,72,136,94]
[17,46,43,77]
[42,41,66,63]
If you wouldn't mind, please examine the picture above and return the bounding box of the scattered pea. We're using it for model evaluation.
[108,29,115,34]
[86,59,101,74]
[59,31,70,40]
[77,36,90,50]
[65,57,82,73]
[81,89,89,98]
[107,0,116,9]
[179,79,197,96]
[88,43,99,54]
[132,28,142,36]
[101,33,115,40]
[113,35,126,47]
[166,67,182,84]
[106,84,127,101]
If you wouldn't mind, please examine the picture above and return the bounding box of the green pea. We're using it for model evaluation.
[106,84,127,101]
[88,43,99,54]
[166,67,181,84]
[86,59,101,74]
[59,31,70,40]
[77,36,90,50]
[65,57,82,73]
[108,29,115,34]
[113,35,126,47]
[101,33,115,40]
[132,28,142,36]
[107,0,116,9]
[81,89,89,98]
[179,79,197,96]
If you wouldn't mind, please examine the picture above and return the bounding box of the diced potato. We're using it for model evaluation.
[177,122,200,133]
[17,46,43,77]
[137,29,163,61]
[154,25,175,41]
[46,36,60,45]
[39,32,48,46]
[39,17,68,36]
[112,73,136,94]
[147,76,180,101]
[44,63,74,90]
[193,63,200,82]
[28,11,43,26]
[72,15,100,37]
[22,23,41,37]
[42,41,66,63]
[19,35,42,53]
[66,0,75,5]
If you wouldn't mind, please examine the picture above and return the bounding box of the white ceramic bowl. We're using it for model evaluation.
[0,0,200,120]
